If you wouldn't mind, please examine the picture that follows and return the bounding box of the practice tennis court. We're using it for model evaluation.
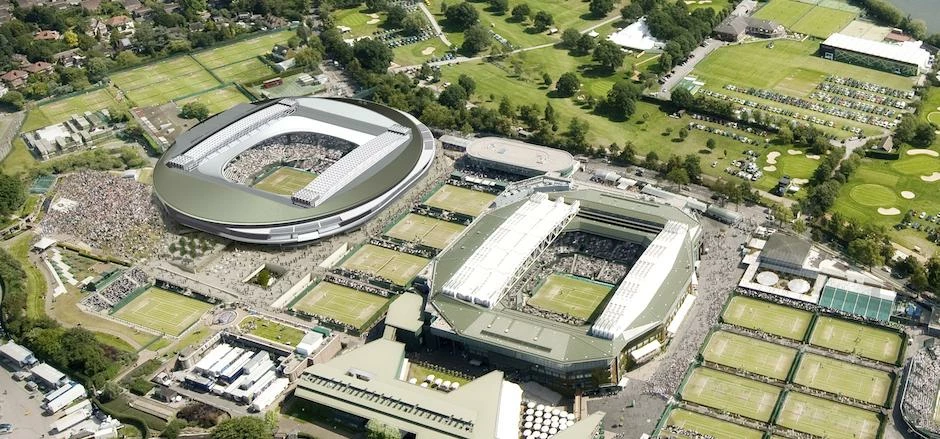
[113,287,212,336]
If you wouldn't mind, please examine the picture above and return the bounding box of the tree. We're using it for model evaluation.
[445,2,479,29]
[777,125,793,144]
[658,52,673,72]
[621,3,642,20]
[161,419,187,439]
[438,84,468,109]
[532,11,554,31]
[511,3,530,22]
[489,0,509,14]
[255,268,271,287]
[542,72,552,86]
[0,91,24,110]
[63,29,78,47]
[179,0,206,14]
[560,28,581,48]
[365,0,387,12]
[401,13,425,36]
[179,102,210,121]
[555,72,580,97]
[458,74,476,95]
[385,5,407,28]
[574,34,595,55]
[847,238,885,268]
[211,416,272,439]
[605,80,640,118]
[353,38,393,73]
[666,167,690,187]
[588,0,614,17]
[565,117,590,151]
[544,102,556,124]
[592,40,625,71]
[366,420,402,439]
[114,50,140,67]
[294,46,322,71]
[678,127,689,140]
[645,150,659,169]
[670,86,694,109]
[499,96,514,118]
[914,122,936,147]
[461,24,491,54]
[706,138,716,149]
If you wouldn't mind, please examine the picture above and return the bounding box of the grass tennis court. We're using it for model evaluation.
[702,331,797,380]
[722,296,813,340]
[789,5,857,38]
[113,287,212,336]
[664,408,764,439]
[809,316,903,364]
[193,30,292,69]
[23,88,122,132]
[251,167,317,195]
[341,245,429,286]
[680,367,781,422]
[753,0,814,27]
[211,57,275,84]
[793,353,892,405]
[385,213,466,249]
[176,86,250,115]
[292,282,389,329]
[527,274,612,321]
[425,185,495,217]
[111,56,220,107]
[777,392,881,439]
[239,316,305,346]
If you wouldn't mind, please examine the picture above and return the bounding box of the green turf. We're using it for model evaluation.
[4,233,46,320]
[392,38,453,67]
[722,296,813,340]
[251,167,318,196]
[752,0,815,27]
[175,85,250,115]
[793,353,892,405]
[789,5,857,38]
[809,316,903,364]
[112,56,221,107]
[385,213,466,249]
[113,287,213,336]
[777,392,881,439]
[240,316,306,346]
[23,88,124,132]
[193,30,293,69]
[756,148,823,190]
[292,282,389,329]
[408,364,470,385]
[702,331,798,380]
[333,7,386,38]
[341,245,429,286]
[424,185,495,216]
[680,367,781,422]
[211,57,275,84]
[848,183,897,207]
[527,274,613,320]
[665,408,764,439]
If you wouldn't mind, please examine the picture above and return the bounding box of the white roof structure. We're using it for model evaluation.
[31,362,66,386]
[0,340,36,365]
[43,383,85,414]
[250,377,289,412]
[822,33,931,70]
[296,332,325,357]
[825,277,896,301]
[666,295,695,336]
[608,17,663,51]
[32,237,57,251]
[194,344,232,374]
[591,221,690,340]
[441,194,579,308]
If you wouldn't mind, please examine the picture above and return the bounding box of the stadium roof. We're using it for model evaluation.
[386,293,424,333]
[818,278,896,321]
[760,232,812,267]
[822,33,931,69]
[294,339,523,438]
[467,137,576,176]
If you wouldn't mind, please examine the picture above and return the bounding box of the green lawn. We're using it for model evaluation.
[793,353,893,405]
[113,287,213,336]
[777,392,881,439]
[251,166,317,195]
[334,6,386,37]
[809,316,903,364]
[193,30,293,69]
[341,245,428,286]
[23,87,124,132]
[665,408,764,439]
[408,364,470,385]
[702,331,797,380]
[385,213,466,249]
[527,274,612,320]
[681,367,781,422]
[393,38,453,67]
[753,0,815,28]
[175,86,251,115]
[5,233,47,319]
[211,57,276,84]
[111,56,221,107]
[789,6,857,38]
[424,184,495,216]
[240,316,306,346]
[722,296,813,340]
[292,282,389,330]
[755,147,823,191]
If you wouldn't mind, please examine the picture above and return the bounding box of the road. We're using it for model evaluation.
[651,37,725,101]
[0,367,51,439]
[417,3,450,47]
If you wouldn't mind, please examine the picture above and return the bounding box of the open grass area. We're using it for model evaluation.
[385,213,466,249]
[777,392,881,439]
[664,408,764,439]
[101,396,168,431]
[755,147,823,190]
[292,282,389,330]
[341,245,428,285]
[334,6,386,38]
[753,0,815,27]
[113,287,212,336]
[111,56,221,107]
[166,323,214,356]
[240,316,306,346]
[211,57,275,84]
[4,233,47,320]
[809,316,903,364]
[175,85,250,115]
[251,166,317,195]
[527,274,612,321]
[702,331,798,380]
[680,367,781,422]
[722,296,813,340]
[793,353,892,405]
[23,87,124,132]
[408,364,470,385]
[753,0,856,38]
[193,30,293,69]
[424,184,495,216]
[49,290,156,349]
[393,38,453,67]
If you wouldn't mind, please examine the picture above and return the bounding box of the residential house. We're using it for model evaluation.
[87,18,110,39]
[53,49,86,67]
[746,18,785,39]
[11,54,29,67]
[24,61,54,75]
[106,15,135,35]
[1,70,29,88]
[714,16,747,42]
[34,30,61,41]
[714,16,785,42]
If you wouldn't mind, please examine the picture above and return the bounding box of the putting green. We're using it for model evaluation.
[892,156,939,176]
[928,112,940,125]
[849,184,896,207]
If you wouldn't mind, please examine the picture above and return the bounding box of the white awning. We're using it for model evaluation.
[666,295,696,336]
[630,340,662,362]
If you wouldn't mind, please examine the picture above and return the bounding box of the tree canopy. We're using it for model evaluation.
[592,40,625,71]
[0,173,25,218]
[179,102,210,121]
[555,72,580,97]
[353,38,393,73]
[445,2,480,29]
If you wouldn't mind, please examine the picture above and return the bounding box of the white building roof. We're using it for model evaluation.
[825,277,896,301]
[31,362,66,385]
[441,194,579,308]
[591,221,690,340]
[32,237,57,251]
[608,17,663,51]
[0,340,35,363]
[822,33,931,69]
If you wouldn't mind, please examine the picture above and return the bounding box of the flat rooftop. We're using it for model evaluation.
[822,33,930,69]
[467,137,574,175]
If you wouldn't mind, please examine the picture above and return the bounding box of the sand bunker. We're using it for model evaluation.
[901,191,916,199]
[787,149,803,155]
[763,166,777,172]
[366,18,380,24]
[369,13,379,18]
[922,172,940,182]
[878,207,901,216]
[766,151,780,165]
[421,47,436,55]
[792,178,809,185]
[907,149,939,157]
[806,154,821,160]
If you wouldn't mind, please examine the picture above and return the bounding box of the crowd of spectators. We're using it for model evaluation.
[221,133,355,184]
[325,273,393,297]
[370,236,437,259]
[901,345,940,436]
[79,267,150,312]
[41,171,163,259]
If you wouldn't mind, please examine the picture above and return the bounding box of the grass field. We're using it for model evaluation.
[793,353,892,405]
[664,408,764,439]
[680,367,781,422]
[425,185,495,216]
[113,287,213,336]
[240,316,305,346]
[702,331,798,380]
[848,183,897,206]
[722,296,813,340]
[385,213,466,249]
[341,245,428,285]
[809,316,903,364]
[334,7,386,38]
[527,274,612,321]
[777,392,881,439]
[23,87,123,132]
[211,57,275,84]
[753,0,856,38]
[193,30,293,69]
[756,148,823,190]
[753,0,815,27]
[5,233,48,320]
[176,85,251,116]
[292,282,389,329]
[392,38,453,67]
[251,167,317,195]
[112,56,221,107]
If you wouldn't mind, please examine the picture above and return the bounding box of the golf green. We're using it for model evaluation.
[849,184,896,207]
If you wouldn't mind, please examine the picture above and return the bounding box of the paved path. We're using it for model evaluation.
[651,37,724,100]
[418,3,451,47]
